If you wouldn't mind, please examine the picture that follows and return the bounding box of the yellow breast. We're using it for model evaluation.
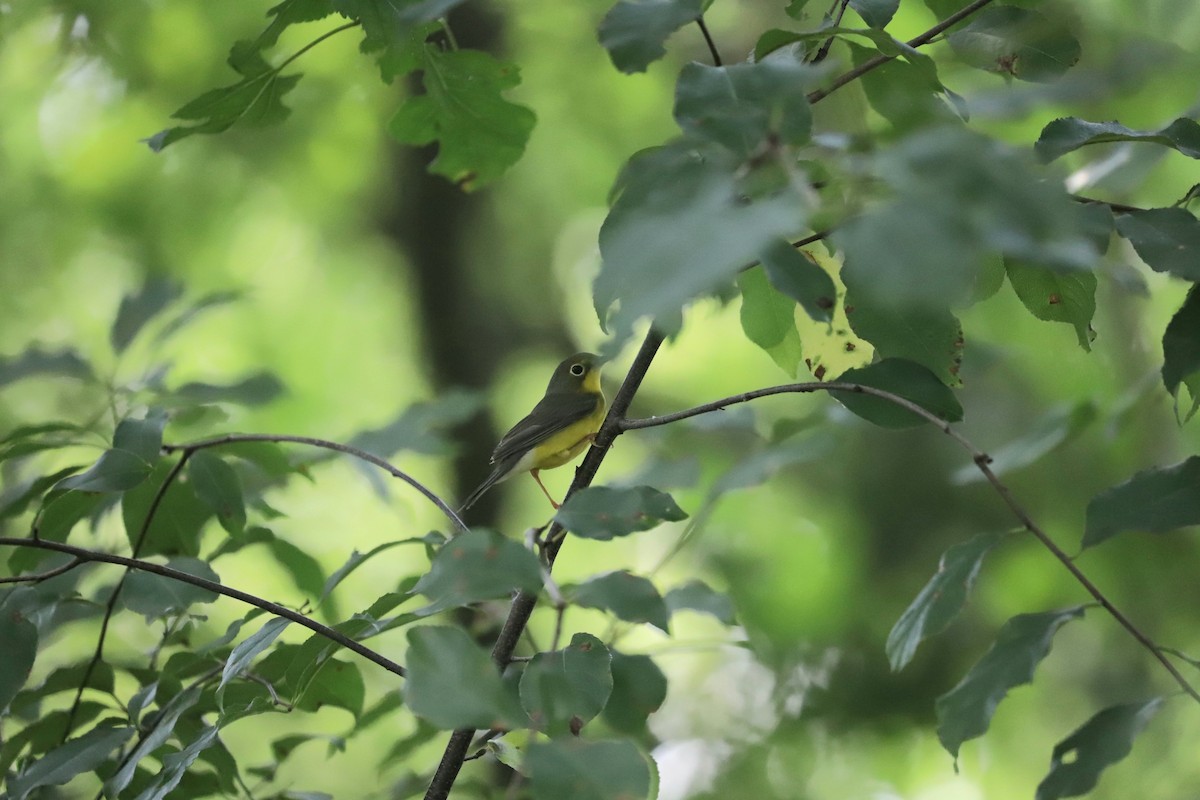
[530,394,606,470]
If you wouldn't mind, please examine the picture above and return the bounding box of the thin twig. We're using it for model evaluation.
[620,381,1200,704]
[0,557,85,584]
[808,0,998,104]
[809,0,851,65]
[164,433,468,535]
[0,536,408,679]
[1071,194,1144,215]
[696,16,723,67]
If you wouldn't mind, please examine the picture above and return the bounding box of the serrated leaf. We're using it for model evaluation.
[602,651,668,734]
[403,625,523,729]
[845,295,964,386]
[0,605,38,710]
[1115,208,1200,281]
[520,633,613,736]
[7,725,134,800]
[106,687,204,796]
[674,61,814,157]
[410,529,543,615]
[597,0,702,74]
[1162,287,1200,420]
[738,266,805,377]
[1005,259,1096,350]
[887,532,1006,671]
[187,451,246,535]
[759,239,836,323]
[572,571,670,633]
[834,358,963,428]
[1083,456,1200,548]
[526,738,653,800]
[121,557,220,618]
[849,0,900,28]
[1036,117,1200,163]
[388,46,535,190]
[946,6,1080,82]
[220,618,291,691]
[664,579,736,624]
[952,402,1097,484]
[111,279,184,354]
[936,606,1086,758]
[554,486,687,541]
[174,372,285,406]
[148,66,303,151]
[0,346,94,387]
[1035,699,1164,800]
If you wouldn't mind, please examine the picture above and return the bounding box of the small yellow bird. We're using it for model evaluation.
[460,353,606,512]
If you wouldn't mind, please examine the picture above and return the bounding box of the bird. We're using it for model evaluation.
[459,353,606,512]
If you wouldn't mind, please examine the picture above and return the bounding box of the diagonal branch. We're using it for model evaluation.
[620,380,1200,705]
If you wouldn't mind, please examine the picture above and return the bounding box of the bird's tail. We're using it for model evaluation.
[458,463,507,514]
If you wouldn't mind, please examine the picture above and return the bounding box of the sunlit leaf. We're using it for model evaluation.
[1083,456,1200,548]
[597,0,702,74]
[121,557,220,618]
[887,532,1006,671]
[174,372,286,406]
[1005,259,1096,350]
[7,725,133,800]
[946,6,1080,82]
[555,485,687,541]
[845,295,963,386]
[404,625,523,729]
[602,651,668,734]
[1036,117,1200,163]
[738,266,805,377]
[936,606,1086,758]
[520,633,613,736]
[526,738,654,800]
[388,46,536,190]
[187,451,246,535]
[410,529,543,615]
[952,401,1097,484]
[1036,698,1163,800]
[1162,287,1200,420]
[111,278,184,354]
[0,604,38,710]
[0,346,94,387]
[1114,208,1200,281]
[571,571,670,633]
[664,579,736,624]
[834,358,963,428]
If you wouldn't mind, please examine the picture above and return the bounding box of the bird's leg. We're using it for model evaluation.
[530,469,560,509]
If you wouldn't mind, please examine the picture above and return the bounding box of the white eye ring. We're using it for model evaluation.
[570,363,585,376]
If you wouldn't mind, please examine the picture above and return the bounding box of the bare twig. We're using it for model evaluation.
[0,557,85,585]
[696,16,723,67]
[809,0,852,65]
[1071,194,1144,215]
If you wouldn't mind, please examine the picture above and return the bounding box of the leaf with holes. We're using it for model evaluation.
[1035,699,1163,800]
[520,633,613,736]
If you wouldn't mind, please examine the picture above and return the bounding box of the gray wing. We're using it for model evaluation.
[490,392,601,465]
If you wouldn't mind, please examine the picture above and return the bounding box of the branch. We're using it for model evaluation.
[422,330,667,800]
[695,16,722,67]
[621,381,1200,705]
[808,0,998,104]
[0,536,407,679]
[0,557,85,585]
[1071,194,1144,215]
[164,433,468,535]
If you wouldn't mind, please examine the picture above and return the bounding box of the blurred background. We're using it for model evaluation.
[2,0,1200,797]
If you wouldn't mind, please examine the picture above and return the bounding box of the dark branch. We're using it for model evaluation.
[0,557,85,585]
[696,16,722,67]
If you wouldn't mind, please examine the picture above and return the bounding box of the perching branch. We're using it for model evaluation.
[621,381,1200,705]
[0,536,407,679]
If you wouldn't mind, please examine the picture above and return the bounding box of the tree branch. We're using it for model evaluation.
[0,557,85,585]
[0,536,407,679]
[620,381,1200,705]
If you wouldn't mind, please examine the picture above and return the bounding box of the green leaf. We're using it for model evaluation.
[318,535,440,606]
[403,625,523,729]
[1162,287,1200,420]
[106,686,204,796]
[265,535,327,598]
[121,557,220,618]
[1035,699,1164,800]
[293,657,365,716]
[602,651,668,734]
[554,486,687,541]
[1005,259,1096,350]
[849,0,899,28]
[114,411,169,461]
[0,346,94,387]
[738,267,805,377]
[349,390,483,457]
[834,358,963,429]
[946,6,1080,82]
[527,738,654,800]
[174,372,286,406]
[711,430,836,495]
[597,0,703,74]
[132,726,220,800]
[388,46,536,190]
[1036,117,1200,163]
[334,0,463,51]
[952,402,1097,484]
[58,449,153,493]
[1083,457,1200,548]
[0,605,38,709]
[187,451,247,535]
[32,489,105,544]
[111,278,184,354]
[844,295,963,386]
[936,606,1086,758]
[147,67,302,150]
[251,0,337,51]
[886,532,1006,671]
[7,725,134,800]
[220,618,291,690]
[520,633,613,736]
[759,239,836,323]
[571,571,670,633]
[410,529,544,615]
[153,290,242,345]
[664,579,736,625]
[674,61,814,158]
[0,466,83,519]
[1115,208,1200,281]
[123,460,213,557]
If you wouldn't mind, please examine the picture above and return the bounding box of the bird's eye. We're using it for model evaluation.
[570,363,585,377]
